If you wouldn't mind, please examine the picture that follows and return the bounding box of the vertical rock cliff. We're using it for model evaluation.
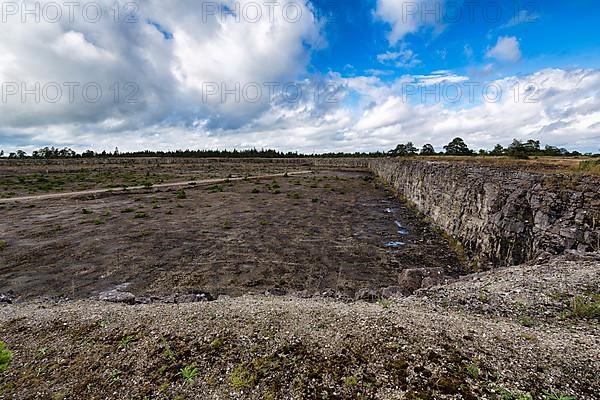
[369,159,600,267]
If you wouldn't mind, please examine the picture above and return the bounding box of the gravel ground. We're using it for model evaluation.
[1,256,598,400]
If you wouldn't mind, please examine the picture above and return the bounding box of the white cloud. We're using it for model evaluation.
[374,0,444,45]
[376,48,421,68]
[486,36,522,62]
[1,2,599,155]
[0,0,322,131]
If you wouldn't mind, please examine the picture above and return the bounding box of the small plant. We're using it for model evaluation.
[121,208,135,213]
[222,220,232,230]
[118,335,138,349]
[134,211,147,219]
[179,365,199,383]
[466,363,479,379]
[229,364,256,389]
[518,316,535,327]
[251,188,260,194]
[377,299,393,309]
[343,376,358,387]
[543,390,576,400]
[35,347,49,359]
[0,240,6,251]
[107,368,122,385]
[567,294,600,319]
[311,198,319,203]
[259,220,270,226]
[143,181,153,189]
[93,219,104,225]
[82,208,93,215]
[208,184,223,193]
[0,341,12,373]
[175,189,187,199]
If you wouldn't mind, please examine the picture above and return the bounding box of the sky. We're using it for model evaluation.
[0,0,599,154]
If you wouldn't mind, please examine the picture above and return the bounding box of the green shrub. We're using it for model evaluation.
[118,335,138,349]
[0,240,6,251]
[179,365,199,383]
[0,341,11,373]
[567,295,600,320]
[175,189,187,199]
[134,212,147,219]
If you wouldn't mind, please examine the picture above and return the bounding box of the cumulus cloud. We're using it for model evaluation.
[374,0,444,45]
[486,36,522,62]
[377,48,421,68]
[1,2,599,154]
[0,0,322,131]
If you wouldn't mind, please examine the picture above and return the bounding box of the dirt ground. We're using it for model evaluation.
[0,257,598,400]
[0,161,463,301]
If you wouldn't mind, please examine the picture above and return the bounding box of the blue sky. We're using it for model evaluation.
[308,0,600,79]
[0,0,599,153]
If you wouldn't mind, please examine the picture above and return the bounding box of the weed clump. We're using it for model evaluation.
[0,341,11,373]
[179,365,199,383]
[567,294,600,320]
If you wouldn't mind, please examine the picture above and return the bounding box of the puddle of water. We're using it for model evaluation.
[385,241,405,248]
[395,221,409,235]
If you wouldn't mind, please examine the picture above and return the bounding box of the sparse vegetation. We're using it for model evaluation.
[518,316,535,327]
[118,335,138,349]
[179,365,199,383]
[208,184,223,193]
[0,341,11,373]
[175,189,187,199]
[567,294,600,320]
[0,240,6,251]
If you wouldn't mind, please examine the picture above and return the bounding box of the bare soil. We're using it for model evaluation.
[0,161,463,301]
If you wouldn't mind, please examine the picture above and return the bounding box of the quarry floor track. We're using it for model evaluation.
[0,170,314,203]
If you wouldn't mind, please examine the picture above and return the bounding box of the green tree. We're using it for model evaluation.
[389,142,418,157]
[490,144,505,156]
[443,137,473,156]
[420,144,436,155]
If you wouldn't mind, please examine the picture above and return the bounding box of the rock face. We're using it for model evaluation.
[398,268,447,295]
[370,160,600,267]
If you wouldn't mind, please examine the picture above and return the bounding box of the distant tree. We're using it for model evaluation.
[523,139,540,154]
[490,144,505,156]
[478,149,488,156]
[443,137,473,156]
[420,144,436,156]
[0,150,3,157]
[389,142,418,157]
[16,150,27,159]
[544,145,561,156]
[405,142,418,155]
[507,139,529,159]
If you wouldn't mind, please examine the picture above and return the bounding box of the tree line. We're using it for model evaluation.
[388,138,595,158]
[0,138,596,160]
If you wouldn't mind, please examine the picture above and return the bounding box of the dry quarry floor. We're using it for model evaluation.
[0,257,598,400]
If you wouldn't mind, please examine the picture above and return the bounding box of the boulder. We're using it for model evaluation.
[99,290,136,304]
[398,268,446,295]
[354,288,379,302]
[381,286,403,299]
